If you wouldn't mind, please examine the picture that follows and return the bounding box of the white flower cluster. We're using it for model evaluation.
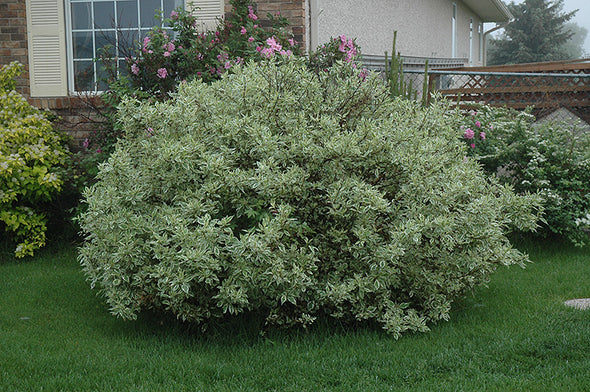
[575,213,590,228]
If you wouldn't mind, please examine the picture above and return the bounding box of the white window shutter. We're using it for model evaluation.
[189,0,224,31]
[26,0,68,97]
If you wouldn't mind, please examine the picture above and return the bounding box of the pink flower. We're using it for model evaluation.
[266,36,282,51]
[224,61,232,69]
[82,138,89,149]
[146,127,154,137]
[256,46,262,52]
[464,128,475,139]
[217,52,228,62]
[475,120,481,127]
[480,132,486,140]
[163,51,171,57]
[240,26,247,35]
[338,35,347,53]
[358,68,368,81]
[142,36,151,49]
[96,148,102,153]
[470,143,475,148]
[170,10,178,19]
[248,36,255,42]
[288,38,296,47]
[261,47,274,58]
[131,63,139,75]
[157,68,168,78]
[166,42,175,52]
[253,24,258,29]
[248,5,258,20]
[347,38,355,50]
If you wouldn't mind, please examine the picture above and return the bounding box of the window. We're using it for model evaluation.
[26,0,223,96]
[66,0,183,92]
[451,3,457,58]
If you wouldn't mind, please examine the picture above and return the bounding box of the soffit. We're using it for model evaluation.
[462,0,513,22]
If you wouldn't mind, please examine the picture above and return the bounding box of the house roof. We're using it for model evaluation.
[463,0,513,22]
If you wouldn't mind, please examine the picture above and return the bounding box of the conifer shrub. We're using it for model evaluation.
[0,62,68,257]
[79,58,542,336]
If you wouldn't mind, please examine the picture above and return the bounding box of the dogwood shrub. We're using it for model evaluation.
[0,62,68,257]
[79,59,541,336]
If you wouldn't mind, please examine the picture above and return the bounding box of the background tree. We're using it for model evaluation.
[560,22,588,59]
[487,0,577,65]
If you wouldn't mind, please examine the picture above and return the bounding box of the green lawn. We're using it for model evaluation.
[1,238,589,391]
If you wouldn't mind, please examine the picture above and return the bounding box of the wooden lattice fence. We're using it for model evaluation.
[418,59,590,123]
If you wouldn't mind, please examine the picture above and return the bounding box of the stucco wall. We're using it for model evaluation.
[314,0,483,65]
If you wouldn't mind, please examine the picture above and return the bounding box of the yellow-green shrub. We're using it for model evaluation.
[0,62,68,257]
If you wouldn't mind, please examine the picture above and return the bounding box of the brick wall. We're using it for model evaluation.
[0,0,29,97]
[28,96,106,150]
[255,0,305,46]
[0,0,101,150]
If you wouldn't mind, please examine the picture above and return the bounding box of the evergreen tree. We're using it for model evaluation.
[488,0,577,65]
[560,22,588,59]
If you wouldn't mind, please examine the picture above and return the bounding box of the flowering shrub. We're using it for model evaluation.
[461,109,492,151]
[87,0,299,158]
[0,62,68,257]
[307,34,362,73]
[463,105,590,246]
[79,58,541,336]
[117,0,298,100]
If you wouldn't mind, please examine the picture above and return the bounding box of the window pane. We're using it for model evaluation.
[140,0,161,28]
[118,29,139,56]
[95,30,116,58]
[71,2,91,30]
[117,1,138,28]
[72,31,94,59]
[74,61,95,91]
[94,1,115,29]
[118,59,130,78]
[140,28,152,40]
[163,0,183,21]
[97,61,114,91]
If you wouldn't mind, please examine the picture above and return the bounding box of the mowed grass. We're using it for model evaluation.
[1,237,589,391]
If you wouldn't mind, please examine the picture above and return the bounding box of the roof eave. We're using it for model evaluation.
[463,0,513,23]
